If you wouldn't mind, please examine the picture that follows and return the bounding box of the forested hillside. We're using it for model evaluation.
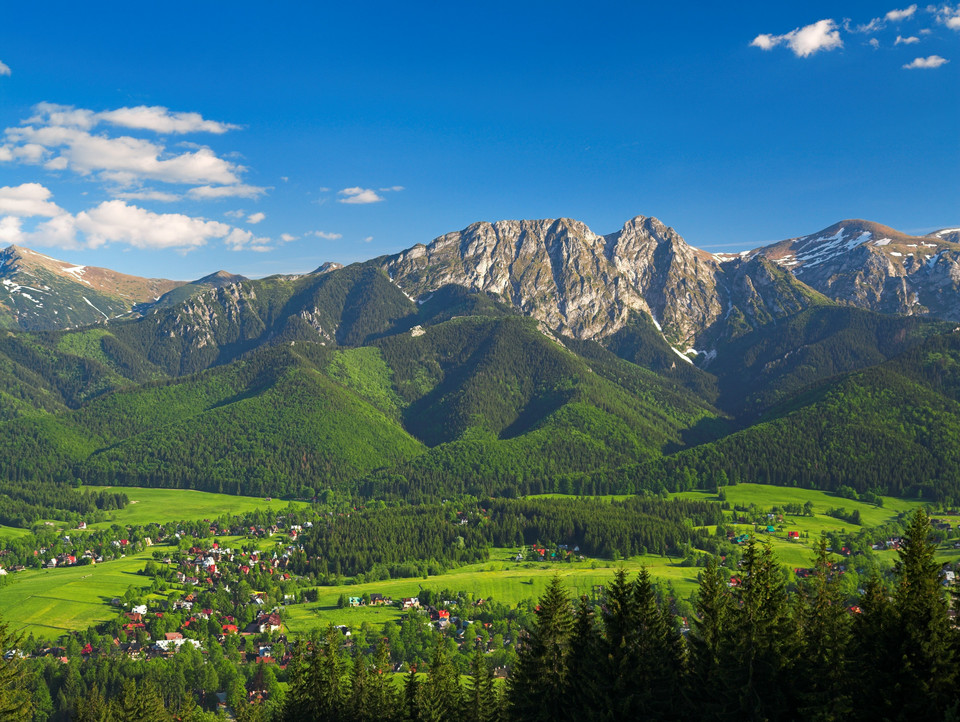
[0,258,956,506]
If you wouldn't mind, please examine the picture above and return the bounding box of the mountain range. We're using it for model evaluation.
[3,216,958,353]
[0,215,957,503]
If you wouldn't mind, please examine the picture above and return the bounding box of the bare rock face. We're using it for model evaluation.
[383,215,823,347]
[755,220,960,321]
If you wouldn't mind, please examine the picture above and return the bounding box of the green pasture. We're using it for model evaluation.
[0,548,157,640]
[670,483,921,526]
[0,525,30,540]
[285,548,701,635]
[87,487,309,529]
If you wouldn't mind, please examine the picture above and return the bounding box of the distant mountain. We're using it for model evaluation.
[0,245,248,331]
[0,245,184,330]
[755,220,960,321]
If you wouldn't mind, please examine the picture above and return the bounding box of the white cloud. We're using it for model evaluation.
[187,184,268,200]
[5,123,242,185]
[0,183,63,217]
[903,54,950,67]
[111,189,182,202]
[279,233,297,242]
[224,209,246,219]
[223,228,272,252]
[932,3,960,28]
[751,19,843,57]
[0,185,262,251]
[224,228,253,250]
[30,214,81,248]
[2,103,263,200]
[0,216,23,243]
[870,37,881,47]
[364,236,373,242]
[896,34,921,42]
[379,185,405,192]
[98,106,239,134]
[74,201,231,249]
[0,60,10,76]
[886,4,918,21]
[337,187,384,204]
[311,230,342,240]
[246,212,265,224]
[25,103,98,130]
[853,17,885,33]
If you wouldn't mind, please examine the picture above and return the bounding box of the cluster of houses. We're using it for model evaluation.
[165,542,297,589]
[514,544,583,562]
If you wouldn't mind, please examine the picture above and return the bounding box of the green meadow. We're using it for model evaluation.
[3,483,956,641]
[284,548,702,636]
[87,486,309,529]
[0,549,157,639]
[0,525,30,540]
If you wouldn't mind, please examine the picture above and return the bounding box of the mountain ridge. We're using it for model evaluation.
[1,213,957,348]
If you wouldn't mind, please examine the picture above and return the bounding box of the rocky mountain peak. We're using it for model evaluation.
[313,262,344,275]
[755,220,960,322]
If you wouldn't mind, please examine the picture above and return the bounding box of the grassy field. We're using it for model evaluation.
[0,548,157,639]
[671,483,921,526]
[284,548,701,636]
[0,525,30,540]
[87,487,309,529]
[3,483,955,642]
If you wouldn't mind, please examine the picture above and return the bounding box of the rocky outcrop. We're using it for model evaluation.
[383,216,824,347]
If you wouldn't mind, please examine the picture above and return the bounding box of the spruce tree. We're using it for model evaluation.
[849,575,897,721]
[890,508,958,718]
[349,653,373,722]
[723,539,798,720]
[795,537,851,721]
[465,648,498,722]
[0,617,30,722]
[564,595,604,722]
[368,640,398,720]
[402,664,420,722]
[507,574,573,722]
[74,683,115,722]
[419,641,462,722]
[687,555,732,720]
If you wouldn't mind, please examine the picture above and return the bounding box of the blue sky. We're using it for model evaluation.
[0,1,956,279]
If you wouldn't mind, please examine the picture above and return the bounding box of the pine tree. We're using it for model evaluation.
[849,575,897,721]
[723,539,798,720]
[507,574,573,722]
[687,555,732,720]
[367,641,398,720]
[465,647,498,722]
[890,508,958,718]
[564,596,604,721]
[402,665,420,722]
[349,653,373,722]
[419,641,462,722]
[795,537,851,721]
[74,683,115,722]
[0,617,30,722]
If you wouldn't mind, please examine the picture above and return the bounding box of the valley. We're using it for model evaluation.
[0,219,959,720]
